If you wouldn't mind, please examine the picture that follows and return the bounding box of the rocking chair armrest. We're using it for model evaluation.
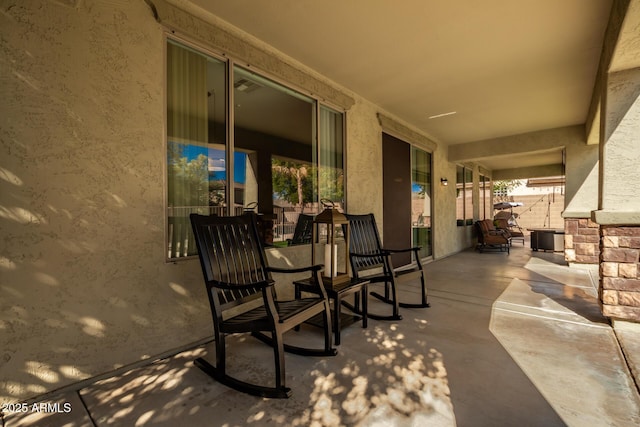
[266,264,323,275]
[207,279,273,291]
[381,246,422,254]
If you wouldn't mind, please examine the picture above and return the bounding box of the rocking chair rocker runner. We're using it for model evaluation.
[345,213,429,321]
[190,213,337,399]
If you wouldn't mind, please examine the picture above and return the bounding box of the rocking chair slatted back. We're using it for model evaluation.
[346,213,386,272]
[191,214,268,309]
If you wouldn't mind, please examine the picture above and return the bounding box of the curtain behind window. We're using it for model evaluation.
[166,42,209,258]
[319,106,344,210]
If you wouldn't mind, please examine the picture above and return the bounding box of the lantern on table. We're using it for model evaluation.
[312,200,350,286]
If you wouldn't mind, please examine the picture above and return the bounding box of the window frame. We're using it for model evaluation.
[464,167,473,225]
[480,174,492,220]
[456,165,474,227]
[410,145,433,260]
[164,35,347,261]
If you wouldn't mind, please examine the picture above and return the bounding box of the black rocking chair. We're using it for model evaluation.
[345,213,430,321]
[287,213,314,246]
[190,213,337,398]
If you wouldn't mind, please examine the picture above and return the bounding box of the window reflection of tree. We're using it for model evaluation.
[272,158,313,211]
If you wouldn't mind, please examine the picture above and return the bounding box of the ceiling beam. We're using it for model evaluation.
[492,164,564,180]
[585,0,632,145]
[448,125,582,163]
[377,113,438,152]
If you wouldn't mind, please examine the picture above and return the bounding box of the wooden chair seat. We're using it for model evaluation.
[220,297,319,326]
[190,213,336,399]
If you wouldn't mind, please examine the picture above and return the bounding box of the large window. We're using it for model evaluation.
[318,106,344,208]
[166,41,227,258]
[456,166,464,226]
[166,39,345,259]
[464,168,473,224]
[456,166,473,226]
[411,147,432,258]
[480,174,492,219]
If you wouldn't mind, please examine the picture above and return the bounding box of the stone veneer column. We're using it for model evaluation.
[600,226,640,320]
[564,218,600,265]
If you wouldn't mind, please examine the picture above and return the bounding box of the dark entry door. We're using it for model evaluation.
[382,133,412,267]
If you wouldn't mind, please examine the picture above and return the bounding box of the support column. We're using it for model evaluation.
[562,135,599,265]
[593,67,640,322]
[601,226,640,320]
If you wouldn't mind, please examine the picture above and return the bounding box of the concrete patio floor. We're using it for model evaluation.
[4,243,640,426]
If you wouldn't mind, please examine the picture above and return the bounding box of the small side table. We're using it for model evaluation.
[294,277,368,345]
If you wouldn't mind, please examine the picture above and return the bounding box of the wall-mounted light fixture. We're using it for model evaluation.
[440,178,448,186]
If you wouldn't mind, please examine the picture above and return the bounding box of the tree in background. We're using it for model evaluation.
[493,179,522,202]
[272,158,314,210]
[167,143,209,207]
[318,167,344,205]
[272,158,344,212]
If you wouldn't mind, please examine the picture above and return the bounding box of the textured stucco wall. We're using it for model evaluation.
[0,0,210,402]
[432,150,462,257]
[345,99,383,222]
[563,140,599,218]
[0,0,463,402]
[599,67,640,221]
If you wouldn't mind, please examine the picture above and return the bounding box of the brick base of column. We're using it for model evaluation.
[600,225,640,322]
[564,218,600,264]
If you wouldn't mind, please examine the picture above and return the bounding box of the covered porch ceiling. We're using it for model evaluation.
[187,0,640,176]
